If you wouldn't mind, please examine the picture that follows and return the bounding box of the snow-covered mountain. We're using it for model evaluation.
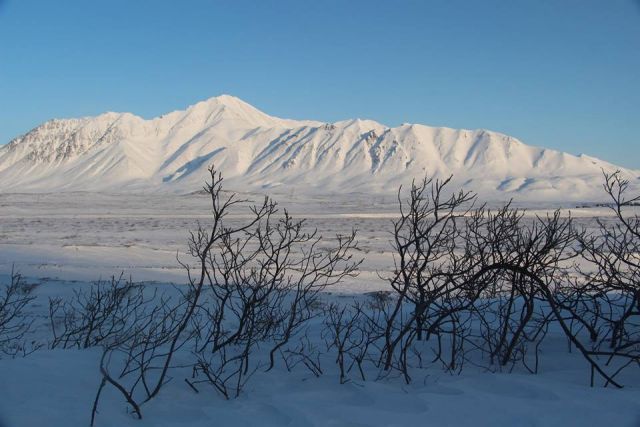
[1,95,637,201]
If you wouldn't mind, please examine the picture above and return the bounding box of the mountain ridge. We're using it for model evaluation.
[1,95,637,201]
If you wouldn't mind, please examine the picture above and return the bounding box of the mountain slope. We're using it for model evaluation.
[1,95,637,201]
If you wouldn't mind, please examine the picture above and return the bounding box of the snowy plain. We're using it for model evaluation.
[1,191,640,427]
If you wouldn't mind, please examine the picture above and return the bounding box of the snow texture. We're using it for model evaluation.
[1,279,639,427]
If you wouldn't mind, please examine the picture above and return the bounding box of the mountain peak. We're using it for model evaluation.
[179,94,306,129]
[191,94,251,110]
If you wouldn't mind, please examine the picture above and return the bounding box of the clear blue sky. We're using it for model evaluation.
[1,0,639,168]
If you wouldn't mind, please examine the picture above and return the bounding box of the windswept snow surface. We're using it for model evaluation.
[1,95,638,201]
[1,279,640,427]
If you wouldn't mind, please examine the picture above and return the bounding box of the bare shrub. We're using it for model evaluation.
[323,302,369,383]
[567,171,640,386]
[378,175,583,382]
[0,270,37,357]
[379,176,476,381]
[466,207,573,373]
[186,167,360,397]
[49,275,151,350]
[75,278,187,425]
[88,166,360,424]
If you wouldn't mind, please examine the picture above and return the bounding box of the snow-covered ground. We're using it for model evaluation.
[1,279,639,427]
[1,192,639,427]
[0,192,402,290]
[0,192,622,285]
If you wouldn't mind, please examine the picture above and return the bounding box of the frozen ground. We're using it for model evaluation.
[0,192,622,287]
[1,192,639,427]
[0,191,409,292]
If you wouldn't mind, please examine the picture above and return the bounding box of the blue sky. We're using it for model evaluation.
[1,0,639,168]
